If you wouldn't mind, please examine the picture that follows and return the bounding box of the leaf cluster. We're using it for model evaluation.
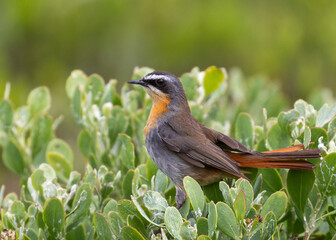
[1,66,336,239]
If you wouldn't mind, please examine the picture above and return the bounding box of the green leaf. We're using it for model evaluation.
[203,182,223,203]
[38,228,47,240]
[154,170,168,193]
[83,166,96,190]
[311,127,328,150]
[259,169,283,195]
[261,191,287,220]
[43,198,65,238]
[278,109,300,134]
[9,200,26,227]
[267,122,291,150]
[101,151,113,169]
[237,179,253,215]
[203,66,225,96]
[219,181,234,209]
[164,207,183,240]
[66,70,87,98]
[122,169,134,199]
[31,115,53,166]
[260,211,277,240]
[77,130,93,158]
[183,176,205,218]
[116,134,135,169]
[328,118,336,140]
[207,201,217,238]
[85,74,105,104]
[71,87,82,124]
[127,215,147,239]
[47,138,74,167]
[100,167,111,185]
[3,193,18,210]
[253,174,263,198]
[26,229,38,240]
[0,100,13,130]
[122,90,139,116]
[131,168,140,196]
[0,185,4,209]
[46,152,72,179]
[178,198,190,219]
[179,221,196,240]
[316,153,336,196]
[42,182,57,200]
[121,226,145,240]
[303,126,311,149]
[31,169,46,191]
[246,207,257,219]
[107,107,129,144]
[66,183,93,231]
[65,225,85,240]
[196,217,208,236]
[117,199,143,223]
[146,158,158,182]
[235,112,253,149]
[143,191,168,212]
[216,202,239,240]
[3,140,25,174]
[316,103,336,127]
[131,196,164,227]
[27,87,51,117]
[100,79,121,106]
[287,170,315,213]
[294,99,316,126]
[108,211,123,239]
[93,212,113,240]
[234,190,246,223]
[180,73,199,101]
[103,199,117,216]
[66,171,81,190]
[39,163,57,181]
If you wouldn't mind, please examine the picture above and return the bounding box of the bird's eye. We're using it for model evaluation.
[156,79,165,86]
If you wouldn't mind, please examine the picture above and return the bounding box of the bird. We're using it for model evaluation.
[128,71,321,208]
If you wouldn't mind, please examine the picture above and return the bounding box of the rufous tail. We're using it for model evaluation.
[227,145,321,170]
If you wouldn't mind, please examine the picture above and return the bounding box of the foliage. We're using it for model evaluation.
[1,66,336,239]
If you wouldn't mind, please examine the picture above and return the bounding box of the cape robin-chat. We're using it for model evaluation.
[128,71,321,208]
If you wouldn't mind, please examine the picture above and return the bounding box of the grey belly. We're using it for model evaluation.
[145,128,196,187]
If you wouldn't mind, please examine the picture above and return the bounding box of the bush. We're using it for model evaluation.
[1,66,336,239]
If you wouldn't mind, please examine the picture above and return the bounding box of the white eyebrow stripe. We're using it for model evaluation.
[145,74,170,81]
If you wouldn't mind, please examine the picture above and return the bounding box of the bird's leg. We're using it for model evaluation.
[175,186,186,209]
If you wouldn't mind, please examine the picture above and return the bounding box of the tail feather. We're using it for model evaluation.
[261,144,305,153]
[227,146,321,170]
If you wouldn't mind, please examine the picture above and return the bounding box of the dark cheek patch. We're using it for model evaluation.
[161,85,169,94]
[146,80,170,94]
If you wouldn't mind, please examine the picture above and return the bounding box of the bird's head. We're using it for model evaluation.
[128,71,189,111]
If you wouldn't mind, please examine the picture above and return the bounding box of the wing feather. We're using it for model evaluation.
[202,126,253,153]
[158,122,244,178]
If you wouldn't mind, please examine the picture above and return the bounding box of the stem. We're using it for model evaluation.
[304,196,324,240]
[315,209,336,222]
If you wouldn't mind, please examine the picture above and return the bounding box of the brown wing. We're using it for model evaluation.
[202,126,254,153]
[157,121,245,178]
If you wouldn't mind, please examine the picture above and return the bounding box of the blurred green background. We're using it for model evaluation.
[0,0,335,192]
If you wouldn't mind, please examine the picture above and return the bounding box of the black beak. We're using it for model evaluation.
[128,78,147,87]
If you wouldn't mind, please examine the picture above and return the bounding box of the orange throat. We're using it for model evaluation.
[144,97,170,136]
